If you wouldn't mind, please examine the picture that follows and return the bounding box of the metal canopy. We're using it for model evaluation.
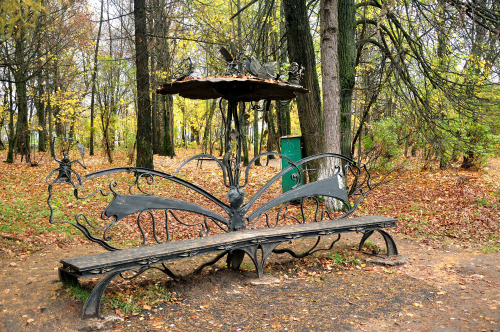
[155,77,309,101]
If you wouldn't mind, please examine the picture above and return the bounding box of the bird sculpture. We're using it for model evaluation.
[287,62,304,85]
[243,57,278,80]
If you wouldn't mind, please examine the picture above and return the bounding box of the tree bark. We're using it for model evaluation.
[320,0,342,210]
[163,94,175,157]
[278,3,291,138]
[239,103,249,165]
[338,0,356,158]
[152,91,160,154]
[134,0,153,169]
[321,0,341,156]
[202,99,216,154]
[159,95,167,156]
[89,0,104,156]
[264,101,278,157]
[13,28,30,164]
[6,79,15,163]
[36,76,46,152]
[282,0,324,179]
[253,104,261,166]
[0,87,7,150]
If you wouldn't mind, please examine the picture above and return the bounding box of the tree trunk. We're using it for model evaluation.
[13,30,30,164]
[283,0,324,180]
[321,0,341,155]
[338,0,355,158]
[202,100,216,154]
[265,101,278,157]
[320,0,341,211]
[47,84,53,152]
[278,3,291,138]
[253,104,261,166]
[36,76,46,152]
[0,87,7,150]
[181,105,187,147]
[99,97,113,164]
[239,102,249,165]
[89,0,104,156]
[134,0,153,169]
[53,63,65,138]
[159,94,167,156]
[6,80,15,163]
[162,94,175,157]
[152,91,160,153]
[275,101,290,139]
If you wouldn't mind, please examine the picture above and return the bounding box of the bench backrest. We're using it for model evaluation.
[47,142,371,251]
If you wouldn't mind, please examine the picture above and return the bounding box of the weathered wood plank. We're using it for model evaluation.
[61,215,395,277]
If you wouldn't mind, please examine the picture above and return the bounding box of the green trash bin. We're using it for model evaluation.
[281,136,305,192]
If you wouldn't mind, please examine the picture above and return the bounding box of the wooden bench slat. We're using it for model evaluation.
[61,215,395,277]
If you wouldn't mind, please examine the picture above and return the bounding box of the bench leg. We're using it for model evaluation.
[358,230,399,256]
[227,250,246,270]
[239,243,282,278]
[82,271,121,320]
[59,268,79,286]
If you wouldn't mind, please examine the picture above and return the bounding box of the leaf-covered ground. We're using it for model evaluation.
[361,158,500,249]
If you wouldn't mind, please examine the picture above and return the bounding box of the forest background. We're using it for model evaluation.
[0,0,499,171]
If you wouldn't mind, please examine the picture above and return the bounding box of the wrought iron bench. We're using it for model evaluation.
[47,139,399,320]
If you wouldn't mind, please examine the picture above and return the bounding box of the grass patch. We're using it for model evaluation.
[64,283,90,304]
[482,234,500,253]
[240,262,255,271]
[483,245,499,254]
[106,294,142,315]
[326,251,362,268]
[104,282,174,315]
[476,198,498,208]
[62,279,176,316]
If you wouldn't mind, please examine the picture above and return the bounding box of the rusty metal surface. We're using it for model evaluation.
[155,77,309,101]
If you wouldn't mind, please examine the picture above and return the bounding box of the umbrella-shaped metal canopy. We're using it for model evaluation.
[156,76,308,101]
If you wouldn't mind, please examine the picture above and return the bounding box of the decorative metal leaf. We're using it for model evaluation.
[219,47,233,63]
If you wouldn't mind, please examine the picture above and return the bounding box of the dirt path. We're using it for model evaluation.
[0,235,498,331]
[0,244,105,331]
